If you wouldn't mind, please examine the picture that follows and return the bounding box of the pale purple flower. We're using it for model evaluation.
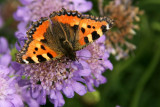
[0,37,11,67]
[0,65,23,107]
[13,35,113,106]
[14,0,92,38]
[15,81,40,107]
[0,64,40,107]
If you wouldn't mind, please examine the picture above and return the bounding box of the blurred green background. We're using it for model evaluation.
[0,0,160,107]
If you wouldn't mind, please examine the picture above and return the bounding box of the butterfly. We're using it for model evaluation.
[16,8,114,64]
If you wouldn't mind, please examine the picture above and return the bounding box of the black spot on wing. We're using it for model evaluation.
[81,27,85,34]
[72,25,79,31]
[91,31,100,40]
[26,57,35,63]
[47,53,53,59]
[84,37,89,43]
[37,55,47,62]
[40,39,47,43]
[87,25,91,28]
[41,45,45,50]
[101,25,107,33]
[35,47,38,51]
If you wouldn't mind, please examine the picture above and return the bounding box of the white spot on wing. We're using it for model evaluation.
[23,59,29,64]
[42,54,50,60]
[106,24,110,30]
[87,34,93,42]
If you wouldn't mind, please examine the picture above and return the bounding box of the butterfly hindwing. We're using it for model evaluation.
[17,40,59,63]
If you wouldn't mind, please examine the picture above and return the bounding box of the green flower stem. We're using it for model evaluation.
[130,42,160,107]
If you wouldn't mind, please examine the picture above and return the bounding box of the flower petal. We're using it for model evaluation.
[37,89,46,105]
[96,35,106,43]
[0,37,8,54]
[27,99,39,107]
[104,60,113,70]
[73,0,92,12]
[56,91,65,106]
[86,82,95,92]
[62,85,74,98]
[55,83,63,90]
[78,60,90,69]
[20,0,34,5]
[72,81,87,96]
[31,86,40,98]
[50,89,57,99]
[10,94,24,107]
[0,100,12,107]
[0,54,11,67]
[78,69,91,76]
[77,49,91,60]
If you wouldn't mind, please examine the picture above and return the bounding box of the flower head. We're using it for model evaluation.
[14,35,113,106]
[104,0,143,60]
[0,65,24,107]
[14,0,92,38]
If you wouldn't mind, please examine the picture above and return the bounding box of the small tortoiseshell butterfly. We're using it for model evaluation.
[16,8,114,64]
